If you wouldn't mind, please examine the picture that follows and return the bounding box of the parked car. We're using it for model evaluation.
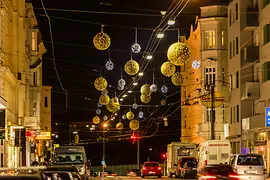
[230,154,266,180]
[197,164,239,180]
[141,161,162,178]
[176,157,197,178]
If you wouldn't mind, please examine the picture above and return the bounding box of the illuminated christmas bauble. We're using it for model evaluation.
[118,79,126,86]
[129,120,139,131]
[132,103,138,109]
[138,111,144,119]
[97,102,102,107]
[96,109,101,114]
[105,59,114,70]
[99,94,110,105]
[102,89,108,95]
[117,85,124,90]
[93,31,111,50]
[171,72,184,86]
[92,116,100,124]
[167,42,190,66]
[161,61,176,77]
[106,98,120,112]
[103,115,108,120]
[94,77,108,91]
[131,43,141,53]
[140,84,152,96]
[124,60,140,76]
[140,94,151,104]
[116,122,124,130]
[122,114,126,120]
[150,84,158,92]
[126,111,135,120]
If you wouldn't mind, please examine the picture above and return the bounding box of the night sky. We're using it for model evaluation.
[31,0,229,165]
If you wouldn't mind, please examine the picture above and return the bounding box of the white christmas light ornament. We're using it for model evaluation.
[97,102,102,107]
[132,103,138,109]
[102,89,108,95]
[150,84,158,92]
[161,85,168,93]
[131,43,141,53]
[118,79,126,87]
[105,58,114,70]
[192,60,201,69]
[138,111,144,118]
[96,109,101,114]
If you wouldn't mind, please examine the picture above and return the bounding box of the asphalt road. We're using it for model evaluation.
[90,176,195,180]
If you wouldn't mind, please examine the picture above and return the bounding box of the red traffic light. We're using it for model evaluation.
[162,153,166,158]
[131,135,137,140]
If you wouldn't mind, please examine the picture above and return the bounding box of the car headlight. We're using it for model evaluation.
[79,166,85,175]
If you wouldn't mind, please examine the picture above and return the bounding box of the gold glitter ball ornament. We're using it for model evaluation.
[99,94,110,105]
[93,31,111,50]
[129,120,139,131]
[106,98,120,112]
[171,72,184,86]
[116,122,124,130]
[140,94,151,104]
[126,111,135,120]
[92,116,100,124]
[94,77,108,91]
[161,62,176,77]
[124,60,140,76]
[140,84,152,96]
[167,42,191,66]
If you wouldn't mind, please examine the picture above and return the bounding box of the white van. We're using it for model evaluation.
[230,154,266,180]
[197,140,231,171]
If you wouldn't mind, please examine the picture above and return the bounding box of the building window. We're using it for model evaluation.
[235,3,238,20]
[204,31,216,50]
[205,67,216,85]
[221,31,224,49]
[230,107,232,124]
[229,9,231,26]
[236,71,239,88]
[236,105,239,122]
[31,31,37,51]
[230,41,232,58]
[45,97,48,107]
[33,102,37,116]
[262,0,270,9]
[236,37,239,54]
[233,40,235,56]
[33,72,36,86]
[263,24,270,45]
[206,108,216,122]
[263,61,270,82]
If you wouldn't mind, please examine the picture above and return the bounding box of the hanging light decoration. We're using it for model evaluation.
[138,111,144,119]
[103,115,108,121]
[131,28,141,53]
[122,114,126,120]
[140,84,152,96]
[150,69,157,92]
[140,94,151,104]
[97,102,102,107]
[93,25,111,51]
[96,109,101,115]
[116,122,124,130]
[99,94,110,105]
[106,98,120,113]
[92,116,100,124]
[171,72,184,86]
[94,77,108,91]
[126,111,135,120]
[117,85,124,91]
[132,103,138,109]
[161,61,176,77]
[161,99,167,105]
[129,120,139,131]
[102,89,108,95]
[161,85,168,93]
[167,42,191,66]
[124,60,140,76]
[105,58,114,71]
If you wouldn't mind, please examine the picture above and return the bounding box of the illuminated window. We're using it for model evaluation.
[31,31,37,51]
[221,31,224,48]
[204,31,216,50]
[205,67,216,85]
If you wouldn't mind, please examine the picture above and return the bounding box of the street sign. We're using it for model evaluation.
[101,160,106,165]
[265,107,270,127]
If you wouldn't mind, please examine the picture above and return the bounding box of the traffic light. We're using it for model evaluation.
[162,153,166,159]
[130,134,137,144]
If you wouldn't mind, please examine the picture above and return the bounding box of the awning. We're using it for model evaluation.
[0,96,7,109]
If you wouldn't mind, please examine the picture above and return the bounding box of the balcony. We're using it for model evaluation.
[241,82,260,101]
[241,46,259,67]
[240,6,259,31]
[242,114,264,131]
[198,122,225,133]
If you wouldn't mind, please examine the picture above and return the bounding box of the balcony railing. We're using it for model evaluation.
[242,114,264,131]
[241,82,260,101]
[241,46,259,67]
[240,6,259,31]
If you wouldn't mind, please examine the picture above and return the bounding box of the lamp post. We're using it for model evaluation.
[101,122,108,180]
[204,83,215,140]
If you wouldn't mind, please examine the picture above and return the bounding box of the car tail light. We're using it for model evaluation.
[158,167,161,170]
[264,169,267,174]
[204,160,207,165]
[201,175,217,179]
[142,167,146,170]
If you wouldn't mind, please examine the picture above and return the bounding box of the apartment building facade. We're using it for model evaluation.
[181,5,229,144]
[227,0,270,172]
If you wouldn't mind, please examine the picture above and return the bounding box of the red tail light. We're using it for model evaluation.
[204,160,207,165]
[142,167,146,170]
[158,167,161,170]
